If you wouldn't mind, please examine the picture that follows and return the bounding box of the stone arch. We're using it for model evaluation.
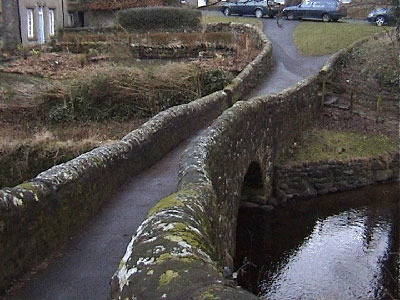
[240,161,266,205]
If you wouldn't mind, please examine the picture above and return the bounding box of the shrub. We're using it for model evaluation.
[116,7,201,32]
[40,63,233,123]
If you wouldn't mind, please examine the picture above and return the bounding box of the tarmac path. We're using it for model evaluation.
[6,17,329,300]
[249,18,329,97]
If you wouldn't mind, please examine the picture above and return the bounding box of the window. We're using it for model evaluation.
[68,13,75,27]
[48,9,55,36]
[27,8,34,38]
[312,2,324,8]
[301,2,313,7]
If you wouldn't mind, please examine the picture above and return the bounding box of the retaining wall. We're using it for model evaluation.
[0,23,272,293]
[110,30,398,300]
[275,152,399,201]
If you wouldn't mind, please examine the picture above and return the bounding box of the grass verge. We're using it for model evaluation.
[293,22,386,55]
[202,15,263,29]
[280,129,397,163]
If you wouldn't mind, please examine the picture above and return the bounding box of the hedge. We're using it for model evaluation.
[116,7,202,32]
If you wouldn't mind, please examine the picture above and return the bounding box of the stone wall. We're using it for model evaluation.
[87,9,116,28]
[130,43,236,59]
[275,152,399,201]
[0,23,272,293]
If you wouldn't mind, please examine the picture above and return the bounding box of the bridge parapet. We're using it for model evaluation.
[110,73,324,299]
[0,23,272,293]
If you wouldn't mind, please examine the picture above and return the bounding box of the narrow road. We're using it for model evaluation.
[248,19,329,97]
[5,18,330,300]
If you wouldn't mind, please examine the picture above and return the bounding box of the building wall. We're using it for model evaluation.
[18,0,68,46]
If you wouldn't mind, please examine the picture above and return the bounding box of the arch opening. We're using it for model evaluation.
[235,161,266,294]
[240,161,265,205]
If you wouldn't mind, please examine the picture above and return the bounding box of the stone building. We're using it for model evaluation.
[2,0,69,49]
[66,0,181,28]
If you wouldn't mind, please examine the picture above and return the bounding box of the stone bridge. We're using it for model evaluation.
[0,21,391,300]
[110,72,322,299]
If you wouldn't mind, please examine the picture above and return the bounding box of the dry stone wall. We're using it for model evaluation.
[0,23,272,293]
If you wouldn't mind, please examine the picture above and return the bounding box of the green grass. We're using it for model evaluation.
[202,15,263,29]
[281,130,397,163]
[293,22,386,55]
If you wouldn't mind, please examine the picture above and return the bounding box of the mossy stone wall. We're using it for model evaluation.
[110,74,323,299]
[275,153,399,201]
[0,91,228,292]
[0,23,272,293]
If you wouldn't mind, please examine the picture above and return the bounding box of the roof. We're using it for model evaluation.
[88,0,164,10]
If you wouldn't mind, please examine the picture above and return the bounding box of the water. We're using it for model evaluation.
[235,183,400,300]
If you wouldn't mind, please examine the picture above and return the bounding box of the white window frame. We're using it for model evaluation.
[48,9,55,36]
[27,8,34,39]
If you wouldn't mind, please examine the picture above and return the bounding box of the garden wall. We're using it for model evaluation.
[275,152,399,201]
[0,23,272,293]
[110,30,398,300]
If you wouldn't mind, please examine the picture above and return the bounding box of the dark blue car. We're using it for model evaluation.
[367,7,396,26]
[220,0,279,18]
[282,0,347,22]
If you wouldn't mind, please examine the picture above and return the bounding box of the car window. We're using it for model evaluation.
[301,1,313,8]
[387,7,395,14]
[312,2,324,8]
[323,1,336,8]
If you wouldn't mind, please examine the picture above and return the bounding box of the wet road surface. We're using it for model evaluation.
[248,18,329,97]
[5,18,330,300]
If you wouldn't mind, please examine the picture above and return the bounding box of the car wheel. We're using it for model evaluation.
[223,7,231,16]
[322,14,331,22]
[255,9,263,18]
[287,11,295,20]
[375,16,385,26]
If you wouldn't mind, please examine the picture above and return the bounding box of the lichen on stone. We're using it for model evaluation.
[159,270,179,286]
[148,193,183,217]
[18,182,41,202]
[200,290,220,300]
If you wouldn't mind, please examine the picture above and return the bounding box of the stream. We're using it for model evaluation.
[235,182,400,300]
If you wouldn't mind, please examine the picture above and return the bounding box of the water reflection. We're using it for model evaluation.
[235,183,399,300]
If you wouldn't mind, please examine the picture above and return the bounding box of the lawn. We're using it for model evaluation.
[280,130,397,163]
[293,22,386,55]
[202,14,263,29]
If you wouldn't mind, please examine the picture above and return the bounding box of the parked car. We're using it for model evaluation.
[220,0,279,18]
[282,0,347,21]
[367,7,396,26]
